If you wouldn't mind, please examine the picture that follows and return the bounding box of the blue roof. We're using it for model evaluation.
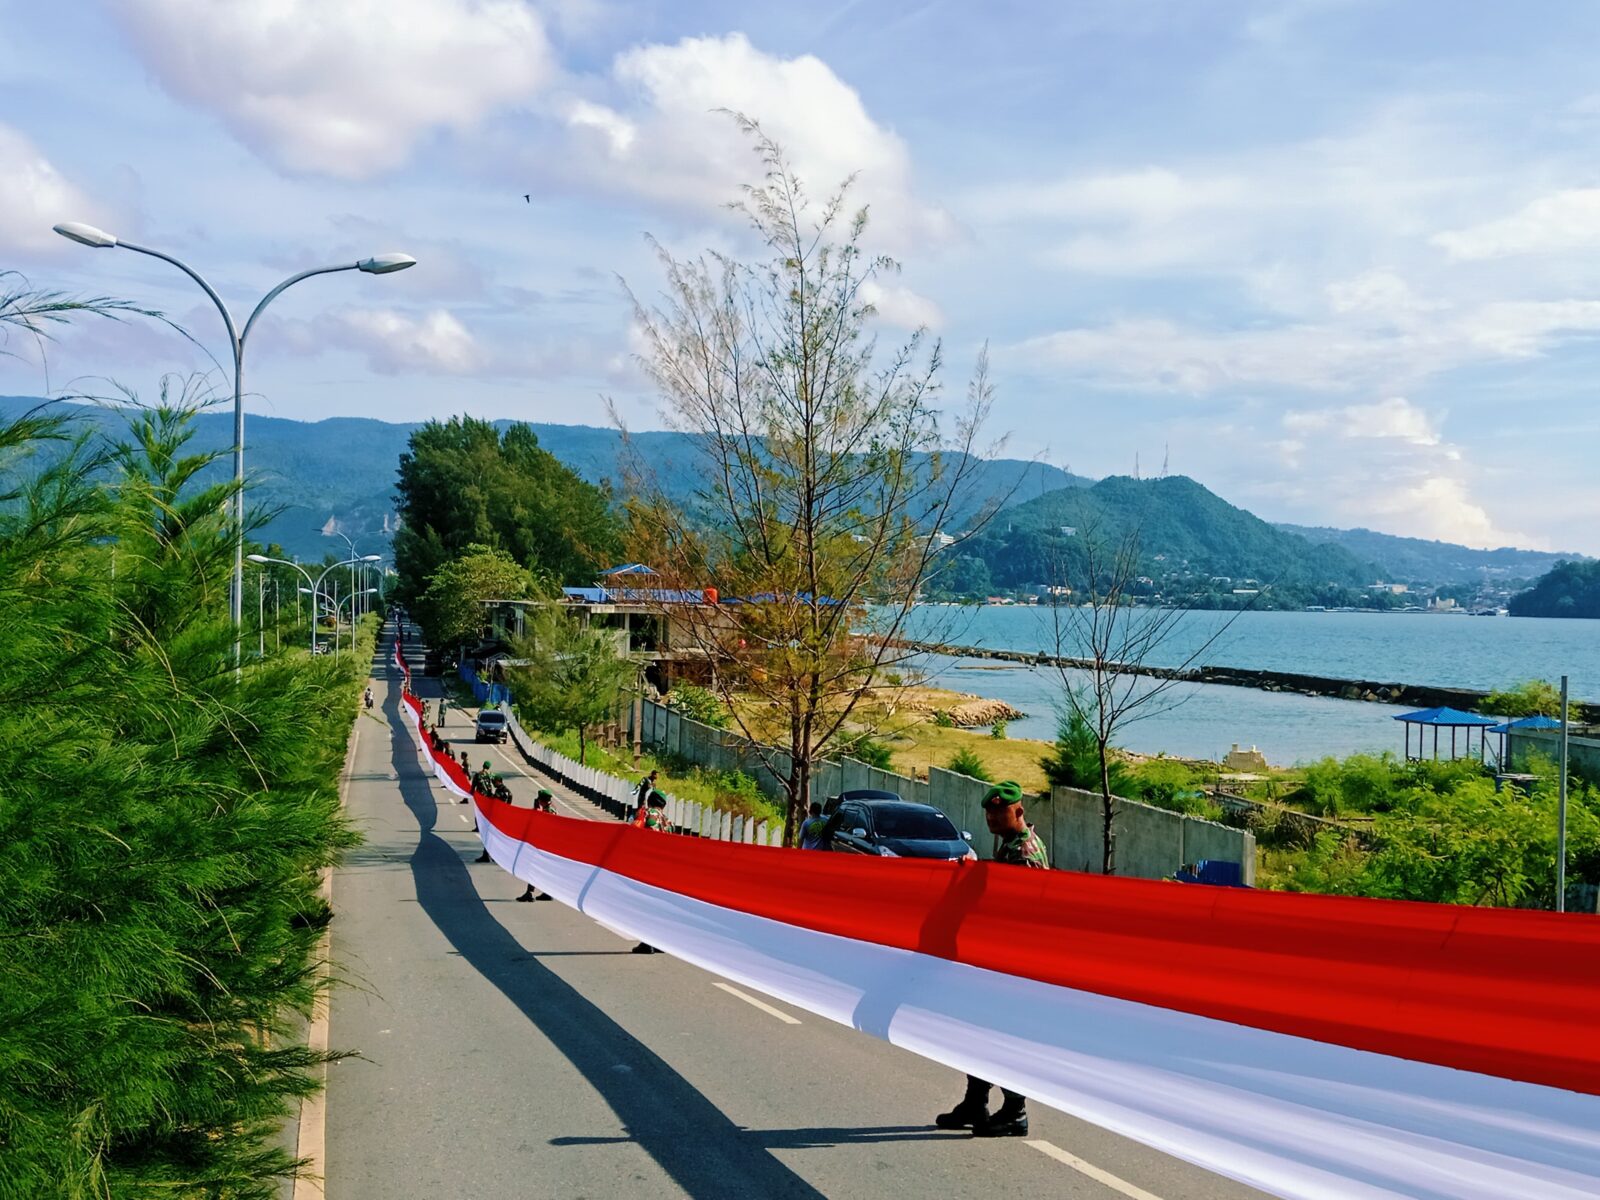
[561,585,706,605]
[1392,706,1498,727]
[599,562,657,577]
[1489,714,1564,734]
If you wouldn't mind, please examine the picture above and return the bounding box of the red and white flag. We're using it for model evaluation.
[395,642,1600,1199]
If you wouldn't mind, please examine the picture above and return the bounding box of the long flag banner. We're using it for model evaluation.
[391,640,1600,1199]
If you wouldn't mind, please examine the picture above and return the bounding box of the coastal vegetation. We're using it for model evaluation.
[0,387,362,1195]
[1509,559,1600,618]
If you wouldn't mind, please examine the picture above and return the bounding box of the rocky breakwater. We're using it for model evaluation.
[892,638,1600,721]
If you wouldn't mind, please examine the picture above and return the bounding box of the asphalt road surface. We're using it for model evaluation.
[322,632,1278,1199]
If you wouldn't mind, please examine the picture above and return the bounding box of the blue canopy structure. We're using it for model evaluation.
[1393,706,1497,762]
[1488,715,1563,735]
[599,562,658,577]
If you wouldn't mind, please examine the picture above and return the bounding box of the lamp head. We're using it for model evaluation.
[361,554,382,561]
[54,221,118,248]
[246,553,270,564]
[357,253,416,275]
[298,587,314,595]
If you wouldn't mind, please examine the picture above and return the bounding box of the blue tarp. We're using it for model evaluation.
[1392,706,1498,727]
[459,663,510,707]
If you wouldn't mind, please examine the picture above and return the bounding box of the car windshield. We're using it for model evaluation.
[872,805,957,840]
[477,712,506,725]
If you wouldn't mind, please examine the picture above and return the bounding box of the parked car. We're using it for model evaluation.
[474,709,508,744]
[820,788,904,816]
[822,796,975,860]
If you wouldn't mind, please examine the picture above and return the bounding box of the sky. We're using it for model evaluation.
[4,0,1600,553]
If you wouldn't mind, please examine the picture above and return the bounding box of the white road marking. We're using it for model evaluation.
[713,981,802,1025]
[1027,1140,1166,1200]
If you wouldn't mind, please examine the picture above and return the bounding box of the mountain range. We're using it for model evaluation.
[1,396,1581,586]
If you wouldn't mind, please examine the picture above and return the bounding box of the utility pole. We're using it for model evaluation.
[1558,674,1570,913]
[258,572,265,658]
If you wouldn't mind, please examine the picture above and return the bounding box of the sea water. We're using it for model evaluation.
[896,608,1599,765]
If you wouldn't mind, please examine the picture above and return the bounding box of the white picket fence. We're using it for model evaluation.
[502,705,784,846]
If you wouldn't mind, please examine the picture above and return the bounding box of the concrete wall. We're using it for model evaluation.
[1509,730,1600,784]
[629,699,1257,880]
[1042,787,1256,884]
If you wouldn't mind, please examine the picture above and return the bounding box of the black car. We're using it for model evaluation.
[822,796,975,860]
[474,709,508,744]
[820,788,903,816]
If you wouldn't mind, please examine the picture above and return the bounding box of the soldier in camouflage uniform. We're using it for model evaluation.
[632,791,672,953]
[642,791,670,831]
[516,789,559,902]
[935,780,1047,1139]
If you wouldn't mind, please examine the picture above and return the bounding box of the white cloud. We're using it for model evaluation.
[107,0,553,178]
[1013,284,1600,395]
[332,308,483,374]
[1432,189,1600,260]
[559,34,953,250]
[0,123,102,258]
[1264,397,1531,548]
[860,280,944,331]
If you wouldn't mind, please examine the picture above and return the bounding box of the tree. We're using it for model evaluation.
[510,604,638,764]
[393,415,622,604]
[946,746,992,781]
[1049,507,1244,873]
[1483,679,1565,718]
[0,383,358,1196]
[415,543,537,651]
[621,120,999,844]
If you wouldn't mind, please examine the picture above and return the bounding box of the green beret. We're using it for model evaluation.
[537,788,553,799]
[981,780,1024,809]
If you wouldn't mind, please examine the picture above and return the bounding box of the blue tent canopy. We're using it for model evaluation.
[1392,706,1497,727]
[1394,706,1496,762]
[1489,714,1564,735]
[599,562,657,577]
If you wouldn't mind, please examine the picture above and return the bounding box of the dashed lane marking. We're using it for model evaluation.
[712,981,802,1025]
[1026,1140,1166,1200]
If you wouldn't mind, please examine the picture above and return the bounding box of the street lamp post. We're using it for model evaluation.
[335,589,378,661]
[250,552,378,653]
[53,220,414,672]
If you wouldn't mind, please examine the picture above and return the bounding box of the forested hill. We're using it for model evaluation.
[1509,560,1600,618]
[0,398,1083,561]
[960,475,1377,595]
[1276,523,1587,584]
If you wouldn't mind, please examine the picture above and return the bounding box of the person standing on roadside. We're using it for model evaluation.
[633,769,659,826]
[631,791,671,954]
[516,789,559,902]
[798,801,828,849]
[934,781,1047,1139]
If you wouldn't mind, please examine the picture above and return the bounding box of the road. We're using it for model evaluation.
[321,629,1277,1199]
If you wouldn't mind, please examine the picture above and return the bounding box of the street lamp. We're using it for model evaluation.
[334,589,378,661]
[54,220,415,672]
[252,552,376,653]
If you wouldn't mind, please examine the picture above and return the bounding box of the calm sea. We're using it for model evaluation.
[897,608,1600,766]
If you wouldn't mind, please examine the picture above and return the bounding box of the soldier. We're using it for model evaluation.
[632,770,659,826]
[456,750,471,803]
[642,790,670,831]
[491,774,514,802]
[935,780,1047,1138]
[516,790,558,901]
[632,792,672,954]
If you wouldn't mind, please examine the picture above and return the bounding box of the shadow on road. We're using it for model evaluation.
[380,675,830,1200]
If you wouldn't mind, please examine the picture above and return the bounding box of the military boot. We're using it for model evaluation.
[973,1092,1028,1138]
[935,1077,991,1130]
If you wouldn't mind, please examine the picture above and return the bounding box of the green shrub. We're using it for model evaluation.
[989,719,1007,740]
[1483,678,1565,719]
[932,709,955,728]
[666,683,730,729]
[839,734,895,770]
[946,747,992,781]
[1040,709,1128,793]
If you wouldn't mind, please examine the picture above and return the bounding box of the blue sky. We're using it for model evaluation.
[4,0,1600,552]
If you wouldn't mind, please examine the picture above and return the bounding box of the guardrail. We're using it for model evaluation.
[497,701,784,847]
